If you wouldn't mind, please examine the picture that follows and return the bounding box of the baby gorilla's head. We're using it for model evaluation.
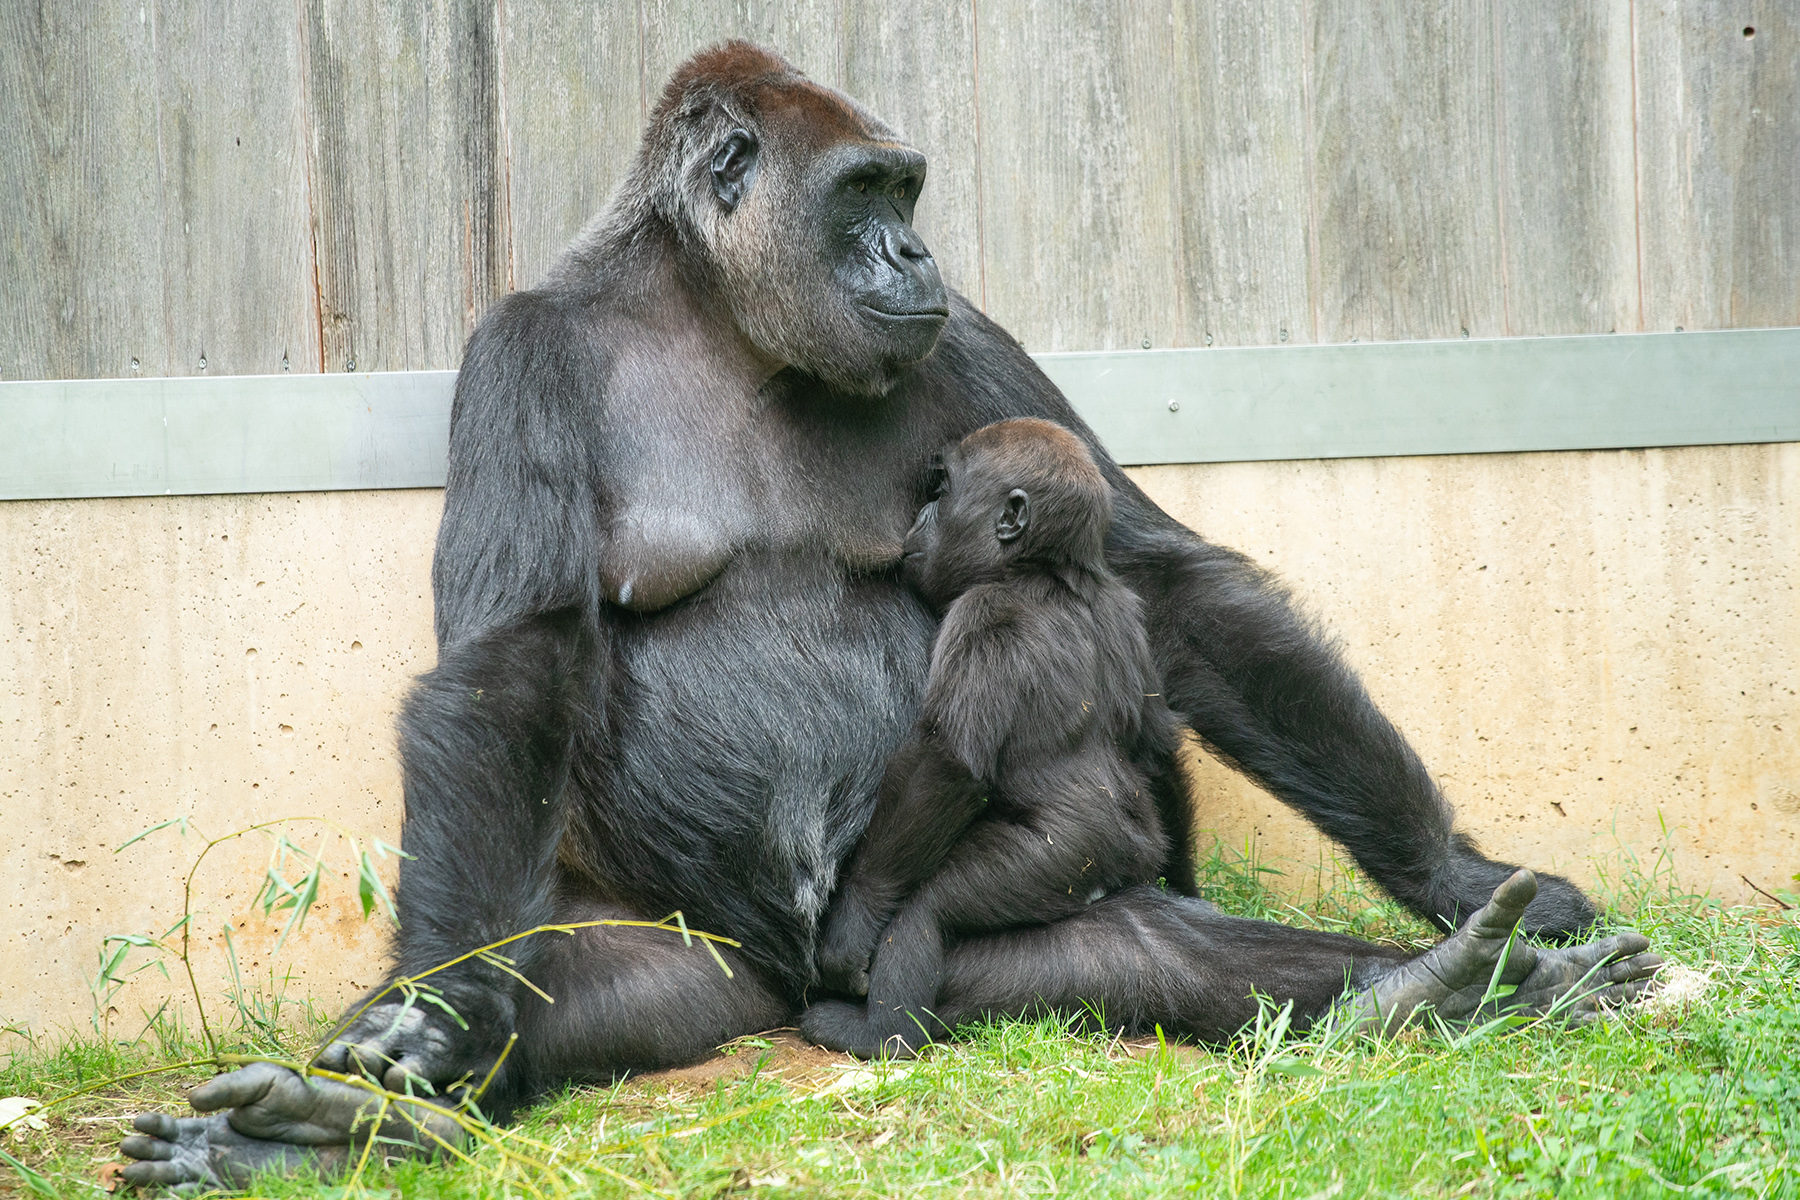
[901,418,1112,610]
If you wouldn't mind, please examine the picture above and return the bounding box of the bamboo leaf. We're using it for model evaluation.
[115,816,188,853]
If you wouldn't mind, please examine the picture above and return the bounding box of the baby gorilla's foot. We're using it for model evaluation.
[118,1062,467,1192]
[800,999,929,1059]
[1348,870,1663,1035]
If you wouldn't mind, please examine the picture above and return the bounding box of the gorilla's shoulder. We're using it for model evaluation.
[908,291,1087,445]
[454,288,620,422]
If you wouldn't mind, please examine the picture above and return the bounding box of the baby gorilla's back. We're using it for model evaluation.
[804,418,1190,1057]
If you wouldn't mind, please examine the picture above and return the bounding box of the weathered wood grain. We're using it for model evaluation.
[1636,0,1800,330]
[1495,0,1639,336]
[1307,1,1505,343]
[0,3,166,380]
[299,0,510,373]
[0,0,316,380]
[1168,0,1313,348]
[640,0,845,103]
[843,3,982,302]
[976,0,1182,353]
[143,2,321,376]
[501,1,643,290]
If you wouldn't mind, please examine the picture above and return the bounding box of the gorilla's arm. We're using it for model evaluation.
[317,610,590,1090]
[1103,513,1596,937]
[816,737,987,995]
[319,293,617,1089]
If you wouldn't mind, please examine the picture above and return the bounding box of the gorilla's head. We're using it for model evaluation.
[902,418,1114,612]
[642,42,949,396]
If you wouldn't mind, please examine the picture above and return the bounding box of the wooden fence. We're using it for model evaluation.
[3,1,1796,386]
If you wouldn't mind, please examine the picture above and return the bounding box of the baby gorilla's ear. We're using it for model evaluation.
[995,488,1030,543]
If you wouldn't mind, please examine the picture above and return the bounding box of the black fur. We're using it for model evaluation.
[314,41,1596,1116]
[803,419,1196,1056]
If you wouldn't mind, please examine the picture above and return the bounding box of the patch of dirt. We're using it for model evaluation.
[619,1029,856,1097]
[1116,1037,1212,1068]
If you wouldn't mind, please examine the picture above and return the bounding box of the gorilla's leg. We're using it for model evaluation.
[118,896,790,1191]
[816,740,987,996]
[1111,523,1596,937]
[806,816,1152,1056]
[923,874,1656,1046]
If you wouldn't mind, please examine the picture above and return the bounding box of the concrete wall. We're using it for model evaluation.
[5,441,1795,1035]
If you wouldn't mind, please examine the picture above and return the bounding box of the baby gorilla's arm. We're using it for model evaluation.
[816,738,986,995]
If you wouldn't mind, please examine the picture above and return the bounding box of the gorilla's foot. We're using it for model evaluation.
[119,1062,467,1192]
[801,999,933,1059]
[1349,869,1662,1036]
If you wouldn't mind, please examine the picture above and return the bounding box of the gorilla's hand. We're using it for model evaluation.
[816,898,888,996]
[118,1062,467,1192]
[316,990,512,1095]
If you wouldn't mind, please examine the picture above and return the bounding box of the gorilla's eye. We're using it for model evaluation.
[852,180,866,193]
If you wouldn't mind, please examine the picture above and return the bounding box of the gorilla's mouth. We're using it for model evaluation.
[860,303,950,322]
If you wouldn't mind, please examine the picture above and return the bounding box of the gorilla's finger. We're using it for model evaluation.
[315,1039,351,1071]
[119,1134,177,1161]
[381,1057,440,1095]
[189,1063,281,1112]
[1553,932,1649,969]
[131,1111,182,1139]
[1468,871,1538,936]
[120,1159,187,1186]
[342,1040,400,1082]
[1606,951,1663,982]
[1591,931,1652,962]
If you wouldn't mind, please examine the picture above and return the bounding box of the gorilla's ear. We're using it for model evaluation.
[711,129,759,210]
[996,489,1030,543]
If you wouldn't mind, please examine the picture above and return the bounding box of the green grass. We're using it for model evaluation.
[4,849,1797,1198]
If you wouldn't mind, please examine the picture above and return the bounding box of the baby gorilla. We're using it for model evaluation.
[803,418,1194,1057]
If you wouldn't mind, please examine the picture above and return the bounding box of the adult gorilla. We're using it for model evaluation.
[121,42,1658,1188]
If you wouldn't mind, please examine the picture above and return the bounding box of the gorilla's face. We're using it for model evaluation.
[706,101,949,396]
[820,147,948,371]
[901,445,1027,612]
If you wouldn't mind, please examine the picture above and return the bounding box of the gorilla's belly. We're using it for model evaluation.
[574,550,935,983]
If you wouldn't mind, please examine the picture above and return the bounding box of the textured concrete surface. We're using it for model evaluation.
[1142,442,1800,908]
[4,443,1796,1035]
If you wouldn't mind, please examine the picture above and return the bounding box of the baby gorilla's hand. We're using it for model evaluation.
[816,900,888,995]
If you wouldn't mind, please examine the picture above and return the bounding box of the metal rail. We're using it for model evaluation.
[3,328,1796,500]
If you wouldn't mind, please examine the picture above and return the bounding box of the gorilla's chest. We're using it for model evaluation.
[593,552,936,938]
[594,377,931,615]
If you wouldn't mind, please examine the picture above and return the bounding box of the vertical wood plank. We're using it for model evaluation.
[147,2,321,376]
[1495,0,1639,336]
[1307,1,1505,343]
[976,0,1181,352]
[0,0,316,380]
[0,3,166,380]
[1168,0,1313,348]
[641,1,846,102]
[1636,0,1800,330]
[501,2,643,290]
[300,0,510,373]
[842,5,981,300]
